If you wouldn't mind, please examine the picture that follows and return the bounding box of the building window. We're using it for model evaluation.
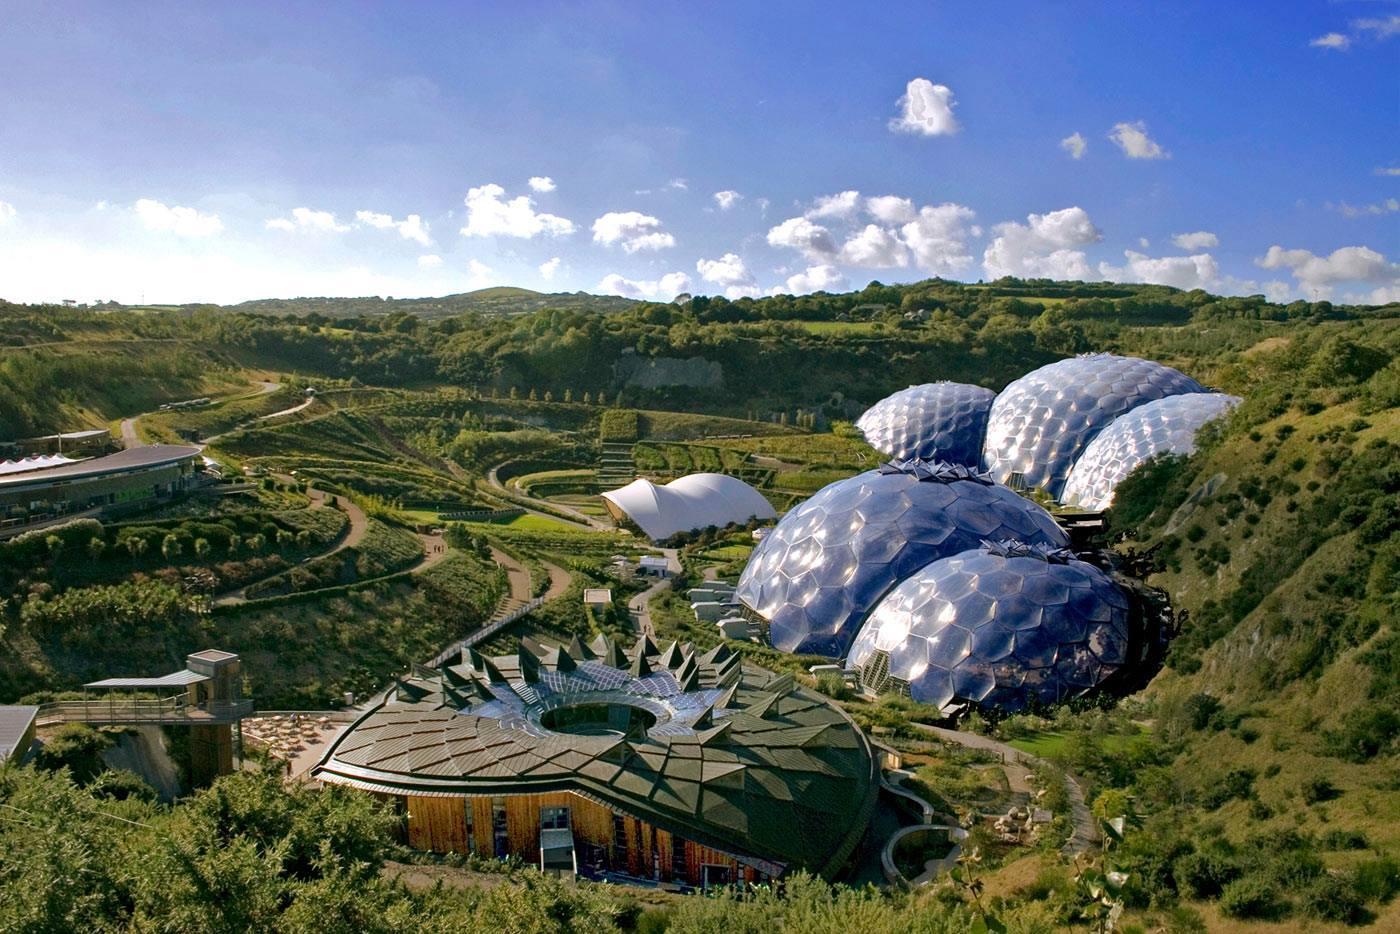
[670,834,687,881]
[701,864,732,890]
[540,806,570,830]
[464,799,475,855]
[492,796,509,858]
[611,813,627,866]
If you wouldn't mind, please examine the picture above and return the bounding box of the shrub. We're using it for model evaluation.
[1218,875,1286,920]
[34,723,112,783]
[1300,776,1339,804]
[1173,850,1241,899]
[1298,873,1364,924]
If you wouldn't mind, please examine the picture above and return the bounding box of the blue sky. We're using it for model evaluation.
[0,0,1395,304]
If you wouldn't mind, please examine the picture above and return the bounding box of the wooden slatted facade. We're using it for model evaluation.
[401,790,766,887]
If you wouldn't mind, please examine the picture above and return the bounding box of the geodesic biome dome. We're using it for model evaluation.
[981,353,1206,500]
[734,461,1069,658]
[855,382,997,465]
[1062,392,1240,512]
[846,541,1131,713]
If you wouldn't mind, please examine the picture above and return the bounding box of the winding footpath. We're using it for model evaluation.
[912,723,1098,857]
[483,464,607,531]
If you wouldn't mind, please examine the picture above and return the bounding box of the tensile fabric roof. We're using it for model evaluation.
[601,473,775,541]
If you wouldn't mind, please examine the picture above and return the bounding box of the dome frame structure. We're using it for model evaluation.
[855,381,997,466]
[981,353,1206,500]
[846,540,1131,713]
[1062,392,1240,511]
[601,473,776,542]
[735,460,1069,658]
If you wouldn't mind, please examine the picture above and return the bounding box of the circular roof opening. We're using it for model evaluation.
[540,702,657,739]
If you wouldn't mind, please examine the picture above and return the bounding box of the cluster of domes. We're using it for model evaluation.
[736,354,1234,713]
[854,382,996,466]
[735,461,1067,658]
[845,541,1131,712]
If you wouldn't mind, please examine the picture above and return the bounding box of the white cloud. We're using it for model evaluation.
[466,258,495,288]
[1310,32,1350,50]
[539,256,561,280]
[355,210,433,246]
[667,178,688,191]
[265,206,348,234]
[1374,166,1400,177]
[806,190,861,219]
[459,183,575,239]
[767,216,839,261]
[900,203,978,274]
[136,198,223,237]
[1368,285,1400,305]
[658,271,692,296]
[1263,281,1294,303]
[889,77,960,136]
[1257,244,1400,298]
[527,176,556,193]
[1099,250,1219,290]
[983,206,1102,280]
[782,264,846,295]
[1060,132,1087,159]
[1138,237,1151,248]
[696,252,754,286]
[0,201,15,224]
[1311,16,1400,51]
[713,190,742,210]
[1171,230,1219,250]
[866,195,916,224]
[1329,198,1400,218]
[840,224,909,268]
[596,271,691,300]
[417,254,442,269]
[591,211,675,252]
[1108,121,1169,160]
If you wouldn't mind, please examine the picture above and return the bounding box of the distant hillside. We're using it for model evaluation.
[221,287,636,319]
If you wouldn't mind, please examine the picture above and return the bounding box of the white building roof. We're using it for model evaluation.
[601,473,776,542]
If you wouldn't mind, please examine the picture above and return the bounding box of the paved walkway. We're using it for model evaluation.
[121,379,282,449]
[914,724,1098,857]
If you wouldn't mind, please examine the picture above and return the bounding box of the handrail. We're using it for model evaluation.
[37,697,254,725]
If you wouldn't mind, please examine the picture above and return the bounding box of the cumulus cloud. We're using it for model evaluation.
[137,198,224,236]
[889,77,960,136]
[1257,244,1400,297]
[591,211,675,252]
[539,256,561,280]
[466,258,494,288]
[1313,16,1400,50]
[356,210,432,246]
[527,176,556,192]
[767,216,839,261]
[596,271,691,300]
[0,201,15,224]
[1329,198,1400,218]
[866,195,916,224]
[1060,132,1087,159]
[266,207,348,234]
[416,254,443,269]
[806,190,862,220]
[713,190,742,210]
[1172,230,1219,250]
[696,252,755,288]
[900,203,978,274]
[840,224,909,268]
[1310,32,1350,50]
[983,206,1102,280]
[1099,250,1219,290]
[782,264,846,295]
[460,183,575,239]
[1108,121,1169,160]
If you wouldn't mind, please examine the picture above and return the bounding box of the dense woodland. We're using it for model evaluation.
[0,278,1397,930]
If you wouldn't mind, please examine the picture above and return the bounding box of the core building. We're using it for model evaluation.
[313,636,878,886]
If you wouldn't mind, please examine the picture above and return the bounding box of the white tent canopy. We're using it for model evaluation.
[601,473,776,541]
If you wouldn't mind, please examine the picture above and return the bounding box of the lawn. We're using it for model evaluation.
[473,512,579,532]
[793,320,883,335]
